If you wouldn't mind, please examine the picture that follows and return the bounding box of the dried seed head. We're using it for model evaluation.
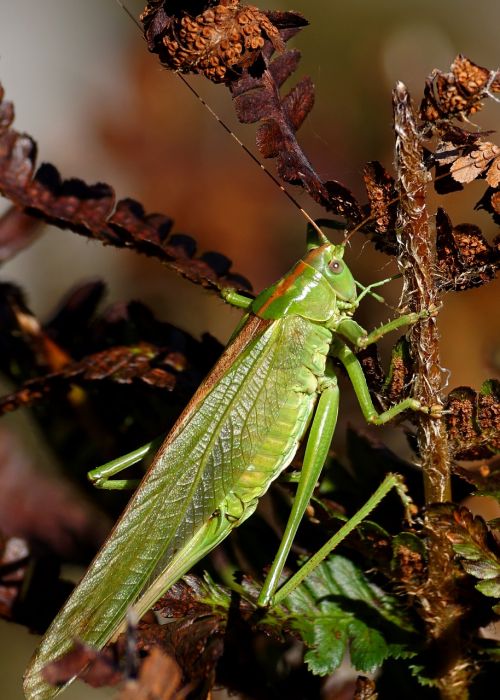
[141,1,284,83]
[419,55,500,123]
[452,55,490,95]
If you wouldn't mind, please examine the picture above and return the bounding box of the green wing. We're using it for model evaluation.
[24,314,329,700]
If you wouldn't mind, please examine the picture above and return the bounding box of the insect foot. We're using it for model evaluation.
[419,403,444,418]
[406,306,436,325]
[422,302,442,319]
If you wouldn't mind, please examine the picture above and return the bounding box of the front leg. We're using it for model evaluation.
[337,306,435,350]
[331,339,429,423]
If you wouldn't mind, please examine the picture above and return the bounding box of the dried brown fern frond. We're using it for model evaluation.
[142,0,285,83]
[420,55,500,123]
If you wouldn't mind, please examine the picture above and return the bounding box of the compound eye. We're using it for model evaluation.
[329,259,344,274]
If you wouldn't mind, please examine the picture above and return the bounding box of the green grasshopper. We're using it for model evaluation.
[22,6,437,700]
[24,222,433,699]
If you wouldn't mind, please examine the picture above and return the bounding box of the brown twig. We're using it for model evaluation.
[393,82,469,700]
[393,82,450,504]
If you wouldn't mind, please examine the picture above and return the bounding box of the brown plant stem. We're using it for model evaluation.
[393,83,468,700]
[392,81,450,504]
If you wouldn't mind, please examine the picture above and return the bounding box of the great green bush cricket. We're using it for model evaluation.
[22,5,440,700]
[24,221,435,699]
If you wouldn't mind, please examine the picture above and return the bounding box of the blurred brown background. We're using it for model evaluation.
[0,1,498,698]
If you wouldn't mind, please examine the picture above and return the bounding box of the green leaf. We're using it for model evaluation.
[461,559,500,580]
[409,664,441,688]
[386,643,417,660]
[283,555,416,676]
[452,542,483,560]
[476,576,500,597]
[348,619,388,673]
[300,609,349,675]
[326,553,379,601]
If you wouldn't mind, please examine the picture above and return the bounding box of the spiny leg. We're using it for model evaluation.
[332,338,423,423]
[257,379,340,607]
[272,473,410,606]
[337,307,435,350]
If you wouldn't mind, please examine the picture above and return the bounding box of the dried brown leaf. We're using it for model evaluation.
[140,3,365,222]
[0,343,184,416]
[429,130,500,228]
[450,142,500,184]
[233,63,362,221]
[140,616,224,694]
[117,648,183,700]
[282,75,315,132]
[0,84,250,294]
[434,140,462,167]
[153,577,215,620]
[354,676,378,700]
[445,380,500,461]
[42,642,123,690]
[357,344,385,395]
[362,161,398,236]
[141,1,302,84]
[357,337,416,408]
[452,55,500,96]
[420,55,500,123]
[435,208,499,291]
[383,338,415,405]
[391,534,426,592]
[493,191,500,214]
[144,3,362,222]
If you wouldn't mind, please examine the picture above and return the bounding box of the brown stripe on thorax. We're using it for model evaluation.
[258,260,309,315]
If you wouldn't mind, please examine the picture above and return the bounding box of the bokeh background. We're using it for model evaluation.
[0,1,498,698]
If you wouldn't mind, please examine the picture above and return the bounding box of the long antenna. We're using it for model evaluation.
[114,0,327,240]
[115,0,139,27]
